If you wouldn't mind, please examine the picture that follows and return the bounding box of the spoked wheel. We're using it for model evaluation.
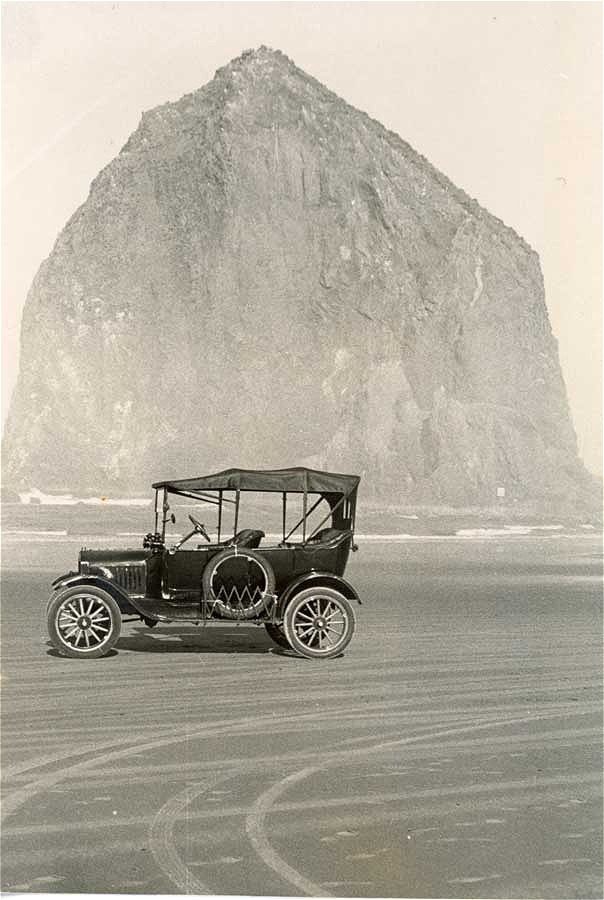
[47,585,121,658]
[264,622,291,650]
[283,587,356,659]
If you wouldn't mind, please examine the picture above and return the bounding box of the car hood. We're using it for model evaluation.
[79,548,153,567]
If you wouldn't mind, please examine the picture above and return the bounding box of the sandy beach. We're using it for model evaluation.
[1,530,602,897]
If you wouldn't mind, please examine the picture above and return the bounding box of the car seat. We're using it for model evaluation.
[305,528,346,544]
[225,529,265,548]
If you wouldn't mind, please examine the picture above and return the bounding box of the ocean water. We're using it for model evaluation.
[1,499,598,549]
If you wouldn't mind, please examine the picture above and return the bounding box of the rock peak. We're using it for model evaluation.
[215,45,297,80]
[239,45,291,62]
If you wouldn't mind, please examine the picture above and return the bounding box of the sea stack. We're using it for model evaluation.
[2,47,593,506]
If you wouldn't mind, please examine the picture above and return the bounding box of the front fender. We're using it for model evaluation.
[278,571,361,616]
[51,571,78,588]
[49,575,138,616]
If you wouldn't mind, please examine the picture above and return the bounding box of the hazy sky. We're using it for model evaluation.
[2,1,602,473]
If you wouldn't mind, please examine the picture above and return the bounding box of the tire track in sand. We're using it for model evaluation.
[1,706,392,821]
[149,774,239,895]
[144,718,475,894]
[244,713,575,897]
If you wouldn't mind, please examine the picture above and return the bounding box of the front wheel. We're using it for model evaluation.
[283,587,356,659]
[47,585,121,658]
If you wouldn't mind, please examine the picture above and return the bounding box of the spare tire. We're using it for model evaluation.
[202,548,276,620]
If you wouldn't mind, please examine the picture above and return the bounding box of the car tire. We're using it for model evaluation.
[264,622,291,649]
[283,586,356,659]
[47,585,122,659]
[202,548,275,620]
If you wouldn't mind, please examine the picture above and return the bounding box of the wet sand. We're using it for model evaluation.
[1,536,602,897]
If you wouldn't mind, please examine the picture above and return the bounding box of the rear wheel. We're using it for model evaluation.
[283,587,356,659]
[264,622,291,649]
[47,585,121,658]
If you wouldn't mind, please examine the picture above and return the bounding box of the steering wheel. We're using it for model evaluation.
[188,514,211,543]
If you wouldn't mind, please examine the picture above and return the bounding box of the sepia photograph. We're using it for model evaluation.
[1,1,602,897]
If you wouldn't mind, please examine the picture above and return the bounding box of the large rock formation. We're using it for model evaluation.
[2,47,594,505]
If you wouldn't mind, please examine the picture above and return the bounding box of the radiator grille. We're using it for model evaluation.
[111,563,146,596]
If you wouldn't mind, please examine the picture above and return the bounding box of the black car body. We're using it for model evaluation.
[47,467,361,659]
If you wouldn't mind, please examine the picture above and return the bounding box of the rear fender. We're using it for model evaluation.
[277,571,361,617]
[49,574,138,616]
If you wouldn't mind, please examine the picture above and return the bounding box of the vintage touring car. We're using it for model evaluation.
[47,467,361,660]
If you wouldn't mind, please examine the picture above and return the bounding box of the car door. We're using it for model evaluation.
[162,547,217,598]
[256,546,294,594]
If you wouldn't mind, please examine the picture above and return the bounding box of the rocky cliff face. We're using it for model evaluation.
[2,47,593,505]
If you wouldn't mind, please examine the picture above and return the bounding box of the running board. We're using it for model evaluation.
[130,597,201,622]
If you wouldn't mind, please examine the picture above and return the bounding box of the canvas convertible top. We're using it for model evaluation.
[153,467,360,500]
